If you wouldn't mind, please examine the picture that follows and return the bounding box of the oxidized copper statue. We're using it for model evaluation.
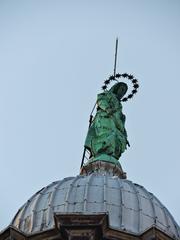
[85,82,129,164]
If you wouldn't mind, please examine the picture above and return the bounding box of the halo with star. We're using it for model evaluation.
[102,73,139,102]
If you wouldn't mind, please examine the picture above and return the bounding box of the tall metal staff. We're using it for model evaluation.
[114,38,118,77]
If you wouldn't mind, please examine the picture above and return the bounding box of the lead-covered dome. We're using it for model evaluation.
[12,173,180,239]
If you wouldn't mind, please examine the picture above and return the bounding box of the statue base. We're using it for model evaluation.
[80,158,127,179]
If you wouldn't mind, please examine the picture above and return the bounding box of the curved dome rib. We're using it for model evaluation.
[117,178,123,229]
[126,181,141,233]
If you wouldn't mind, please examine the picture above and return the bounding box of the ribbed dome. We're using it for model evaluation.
[12,173,180,239]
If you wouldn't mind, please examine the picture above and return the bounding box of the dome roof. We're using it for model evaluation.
[12,173,180,239]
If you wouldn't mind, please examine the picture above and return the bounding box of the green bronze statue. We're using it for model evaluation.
[84,82,129,165]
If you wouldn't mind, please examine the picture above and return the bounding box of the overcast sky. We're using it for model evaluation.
[0,0,180,230]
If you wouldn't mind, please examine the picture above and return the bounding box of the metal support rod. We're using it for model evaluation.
[113,38,118,77]
[80,114,94,169]
[80,148,86,169]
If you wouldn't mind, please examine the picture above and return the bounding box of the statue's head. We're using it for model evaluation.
[110,82,128,100]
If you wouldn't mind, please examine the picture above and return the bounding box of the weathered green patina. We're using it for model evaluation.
[85,82,129,165]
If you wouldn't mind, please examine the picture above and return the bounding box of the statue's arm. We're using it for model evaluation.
[121,114,130,147]
[97,93,115,115]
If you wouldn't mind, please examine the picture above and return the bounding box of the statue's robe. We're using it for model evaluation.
[85,91,128,161]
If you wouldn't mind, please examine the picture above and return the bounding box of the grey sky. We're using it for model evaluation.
[0,0,180,230]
